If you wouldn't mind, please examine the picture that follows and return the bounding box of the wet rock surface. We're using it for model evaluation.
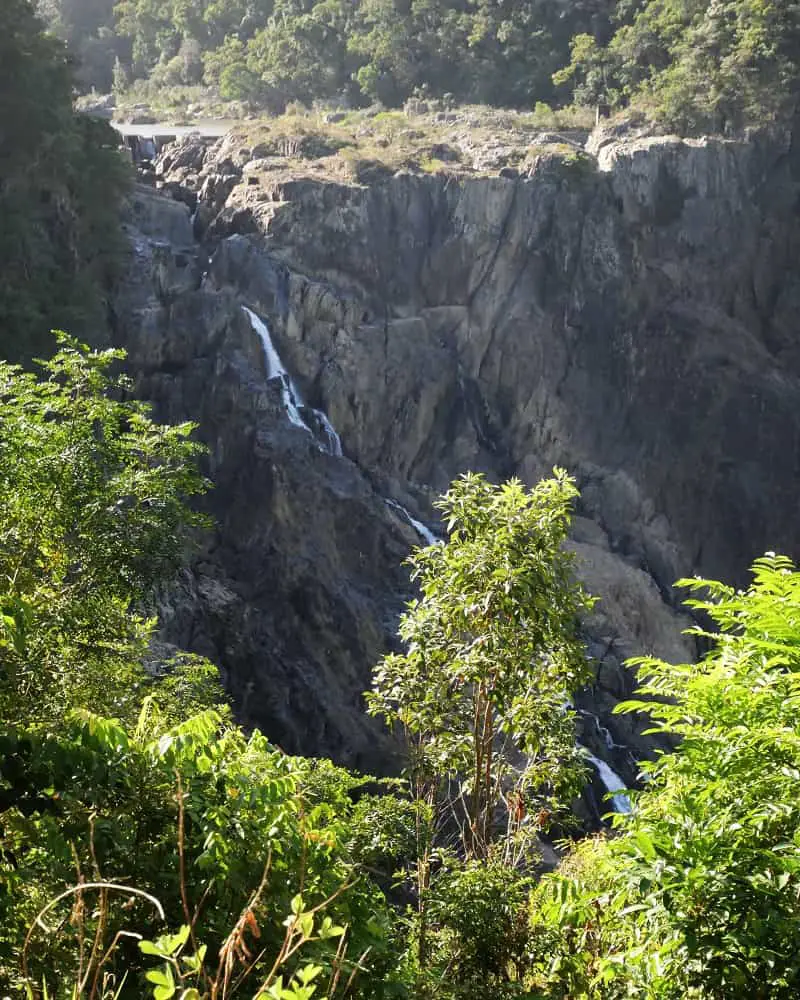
[113,122,800,787]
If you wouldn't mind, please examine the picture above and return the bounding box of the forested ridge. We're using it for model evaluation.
[39,0,800,131]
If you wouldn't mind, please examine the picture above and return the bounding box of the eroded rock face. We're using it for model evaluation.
[198,133,800,593]
[115,123,800,784]
[114,188,422,771]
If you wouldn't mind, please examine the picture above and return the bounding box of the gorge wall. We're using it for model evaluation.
[112,122,800,791]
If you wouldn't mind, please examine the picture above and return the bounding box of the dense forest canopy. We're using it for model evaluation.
[0,0,129,360]
[36,0,800,129]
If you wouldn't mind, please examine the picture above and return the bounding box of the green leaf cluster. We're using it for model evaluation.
[3,709,397,998]
[367,471,593,998]
[528,553,800,998]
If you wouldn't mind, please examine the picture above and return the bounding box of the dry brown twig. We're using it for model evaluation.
[21,883,165,998]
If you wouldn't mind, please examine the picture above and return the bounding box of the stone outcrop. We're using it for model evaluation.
[114,122,800,788]
[115,187,423,771]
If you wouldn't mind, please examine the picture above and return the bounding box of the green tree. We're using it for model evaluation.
[113,0,180,78]
[245,0,353,106]
[0,0,130,360]
[369,471,592,863]
[112,0,606,109]
[368,471,592,994]
[0,336,209,727]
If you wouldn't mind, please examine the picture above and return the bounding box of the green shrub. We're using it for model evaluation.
[4,711,400,998]
[528,554,800,999]
[427,858,531,984]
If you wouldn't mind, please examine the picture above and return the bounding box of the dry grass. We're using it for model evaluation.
[216,102,596,184]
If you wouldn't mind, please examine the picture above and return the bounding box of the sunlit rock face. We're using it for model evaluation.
[113,122,800,782]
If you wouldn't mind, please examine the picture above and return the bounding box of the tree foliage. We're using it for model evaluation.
[369,470,591,857]
[57,0,607,109]
[370,471,592,861]
[0,336,209,727]
[2,709,398,998]
[558,0,800,132]
[37,0,125,92]
[368,471,593,997]
[33,0,800,129]
[0,1,130,360]
[528,553,800,998]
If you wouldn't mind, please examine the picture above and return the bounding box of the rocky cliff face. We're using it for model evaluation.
[113,121,800,792]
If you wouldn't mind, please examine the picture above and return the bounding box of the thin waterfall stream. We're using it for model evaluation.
[584,752,632,814]
[244,305,438,545]
[562,699,634,815]
[244,306,343,457]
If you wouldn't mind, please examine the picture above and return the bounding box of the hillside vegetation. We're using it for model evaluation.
[4,336,800,999]
[0,0,129,361]
[4,3,800,998]
[38,0,800,132]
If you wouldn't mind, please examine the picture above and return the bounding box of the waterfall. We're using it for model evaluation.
[242,306,342,455]
[585,752,632,814]
[243,308,440,530]
[243,306,309,431]
[406,513,439,546]
[558,699,633,815]
[304,408,343,457]
[384,498,440,546]
[579,708,619,751]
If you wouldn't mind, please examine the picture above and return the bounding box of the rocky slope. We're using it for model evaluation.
[112,119,800,795]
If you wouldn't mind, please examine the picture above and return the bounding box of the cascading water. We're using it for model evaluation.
[405,513,439,546]
[384,498,440,546]
[304,408,343,457]
[584,752,632,814]
[243,306,309,431]
[243,306,439,543]
[560,699,633,815]
[243,306,343,454]
[579,708,620,752]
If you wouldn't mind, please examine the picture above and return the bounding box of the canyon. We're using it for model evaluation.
[112,118,800,801]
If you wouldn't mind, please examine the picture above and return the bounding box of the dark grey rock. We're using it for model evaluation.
[113,127,800,779]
